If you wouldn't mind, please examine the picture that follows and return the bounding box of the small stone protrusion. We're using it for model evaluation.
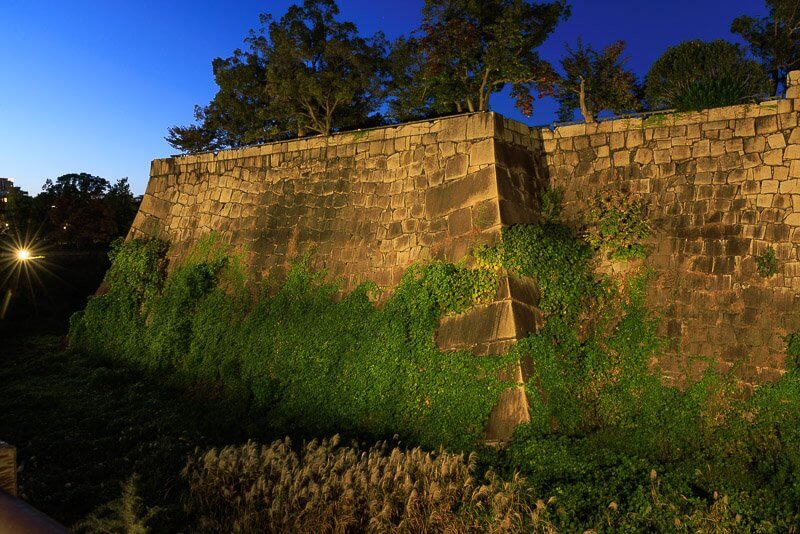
[787,70,800,99]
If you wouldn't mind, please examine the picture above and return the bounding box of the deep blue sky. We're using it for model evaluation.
[1,0,768,195]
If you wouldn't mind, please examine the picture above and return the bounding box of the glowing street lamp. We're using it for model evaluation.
[14,249,44,262]
[1,246,45,320]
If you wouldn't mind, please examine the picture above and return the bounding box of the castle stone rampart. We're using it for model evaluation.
[544,71,800,384]
[130,71,800,437]
[133,113,542,292]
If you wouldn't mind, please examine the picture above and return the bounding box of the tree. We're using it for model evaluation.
[556,40,641,123]
[260,0,387,136]
[732,0,800,95]
[385,37,441,122]
[1,188,38,236]
[388,0,569,120]
[40,174,138,248]
[105,179,140,238]
[644,40,772,111]
[167,0,387,152]
[167,53,278,152]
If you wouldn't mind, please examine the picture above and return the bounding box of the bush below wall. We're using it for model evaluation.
[69,235,511,449]
[68,223,800,529]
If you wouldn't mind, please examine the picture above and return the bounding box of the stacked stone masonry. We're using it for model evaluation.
[132,112,544,440]
[131,70,800,438]
[134,113,542,292]
[544,70,800,385]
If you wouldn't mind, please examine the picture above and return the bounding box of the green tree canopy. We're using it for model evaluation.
[644,40,772,111]
[41,174,136,247]
[2,174,138,249]
[260,0,387,137]
[167,0,387,153]
[732,0,800,94]
[556,39,641,123]
[1,188,37,237]
[388,0,569,120]
[167,53,277,152]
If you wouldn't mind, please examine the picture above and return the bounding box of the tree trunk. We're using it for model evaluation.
[466,96,475,113]
[481,90,490,111]
[578,76,594,123]
[324,113,332,136]
[477,68,490,111]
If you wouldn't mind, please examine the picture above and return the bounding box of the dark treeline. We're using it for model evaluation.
[167,0,799,153]
[0,173,139,331]
[1,173,139,249]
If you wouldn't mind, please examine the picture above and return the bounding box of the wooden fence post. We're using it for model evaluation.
[0,441,17,496]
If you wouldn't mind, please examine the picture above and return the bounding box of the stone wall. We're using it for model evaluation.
[130,70,800,437]
[543,71,800,384]
[131,112,545,440]
[134,113,537,292]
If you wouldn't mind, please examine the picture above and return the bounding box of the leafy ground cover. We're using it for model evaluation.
[0,334,279,530]
[4,216,800,531]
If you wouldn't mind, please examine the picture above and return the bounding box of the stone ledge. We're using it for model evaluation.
[165,112,500,166]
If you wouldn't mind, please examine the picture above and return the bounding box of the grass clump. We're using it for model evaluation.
[183,435,552,533]
[74,475,161,534]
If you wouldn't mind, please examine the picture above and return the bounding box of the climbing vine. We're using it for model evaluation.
[583,189,651,260]
[71,235,513,449]
[68,212,800,530]
[756,246,778,278]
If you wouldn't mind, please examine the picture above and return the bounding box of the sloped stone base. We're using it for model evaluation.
[436,276,542,441]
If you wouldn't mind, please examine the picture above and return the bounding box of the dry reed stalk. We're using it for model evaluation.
[182,435,556,533]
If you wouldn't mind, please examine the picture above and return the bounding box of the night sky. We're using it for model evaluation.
[0,0,769,195]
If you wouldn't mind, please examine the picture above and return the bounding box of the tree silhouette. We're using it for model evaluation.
[556,40,641,123]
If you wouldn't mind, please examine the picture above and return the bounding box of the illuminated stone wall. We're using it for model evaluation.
[130,70,800,436]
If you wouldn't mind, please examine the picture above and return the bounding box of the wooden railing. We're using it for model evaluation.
[0,442,16,497]
[0,441,67,533]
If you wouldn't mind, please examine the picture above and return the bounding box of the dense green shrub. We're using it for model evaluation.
[671,74,763,112]
[644,40,772,111]
[71,235,513,449]
[70,221,800,529]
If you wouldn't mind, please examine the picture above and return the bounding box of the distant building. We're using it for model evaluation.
[0,178,27,211]
[0,178,13,209]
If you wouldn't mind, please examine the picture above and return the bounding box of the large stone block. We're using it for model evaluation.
[466,113,496,140]
[469,138,496,167]
[425,166,498,218]
[437,115,468,142]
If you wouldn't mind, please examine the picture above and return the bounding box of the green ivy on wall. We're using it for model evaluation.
[583,189,651,260]
[756,246,778,278]
[67,213,800,529]
[70,235,514,449]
